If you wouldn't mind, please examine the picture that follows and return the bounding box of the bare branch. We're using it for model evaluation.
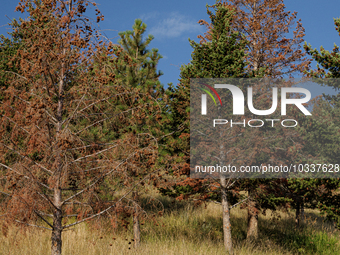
[37,191,57,210]
[62,171,155,229]
[230,197,249,210]
[0,142,53,175]
[15,220,52,231]
[61,159,125,205]
[1,114,29,133]
[61,93,86,129]
[73,144,118,162]
[0,191,11,196]
[5,71,28,81]
[0,162,52,190]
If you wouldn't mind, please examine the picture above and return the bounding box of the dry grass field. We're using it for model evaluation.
[1,196,339,255]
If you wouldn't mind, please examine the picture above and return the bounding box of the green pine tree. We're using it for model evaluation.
[162,4,252,254]
[116,19,164,97]
[293,17,340,229]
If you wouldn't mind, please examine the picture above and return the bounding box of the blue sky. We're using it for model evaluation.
[1,0,340,96]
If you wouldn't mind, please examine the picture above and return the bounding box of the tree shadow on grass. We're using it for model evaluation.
[256,211,339,255]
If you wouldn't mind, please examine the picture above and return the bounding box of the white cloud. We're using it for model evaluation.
[148,12,202,39]
[139,12,161,22]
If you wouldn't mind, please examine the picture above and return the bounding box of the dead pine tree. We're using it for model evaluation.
[0,1,163,255]
[198,0,311,241]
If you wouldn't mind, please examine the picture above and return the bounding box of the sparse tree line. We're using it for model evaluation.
[0,1,339,255]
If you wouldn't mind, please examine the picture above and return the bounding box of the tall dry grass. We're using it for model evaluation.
[1,196,339,255]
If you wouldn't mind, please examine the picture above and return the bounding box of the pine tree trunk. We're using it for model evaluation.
[51,220,62,255]
[133,192,141,249]
[218,104,233,254]
[247,188,258,240]
[52,64,64,255]
[295,197,302,228]
[221,176,234,255]
[301,201,305,225]
[51,189,62,255]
